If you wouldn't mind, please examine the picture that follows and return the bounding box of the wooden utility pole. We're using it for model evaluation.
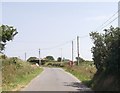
[25,52,26,61]
[72,41,73,62]
[39,49,41,66]
[77,36,80,65]
[61,48,62,62]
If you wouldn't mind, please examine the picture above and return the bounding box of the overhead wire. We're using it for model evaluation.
[98,14,120,31]
[40,38,76,50]
[13,7,120,58]
[40,35,90,51]
[95,9,120,31]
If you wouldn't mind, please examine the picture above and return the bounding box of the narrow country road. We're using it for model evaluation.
[21,67,92,92]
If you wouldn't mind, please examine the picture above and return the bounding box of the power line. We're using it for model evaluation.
[41,38,76,50]
[40,35,89,51]
[95,9,120,31]
[10,9,120,59]
[98,14,120,31]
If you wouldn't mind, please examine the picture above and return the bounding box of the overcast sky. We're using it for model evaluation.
[1,1,118,61]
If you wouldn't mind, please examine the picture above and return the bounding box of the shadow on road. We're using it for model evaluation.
[63,82,94,92]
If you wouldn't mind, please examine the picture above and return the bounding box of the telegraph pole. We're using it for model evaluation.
[25,52,26,61]
[72,41,74,62]
[61,48,62,63]
[77,36,80,65]
[39,49,41,66]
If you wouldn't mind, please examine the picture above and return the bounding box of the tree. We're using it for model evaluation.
[0,25,18,53]
[27,57,39,64]
[90,26,120,73]
[27,57,38,62]
[57,57,62,62]
[45,56,54,61]
[90,32,106,71]
[76,57,85,63]
[103,27,120,73]
[0,54,7,59]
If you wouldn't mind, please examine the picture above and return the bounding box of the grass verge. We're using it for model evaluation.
[12,67,43,91]
[2,57,43,91]
[63,62,96,87]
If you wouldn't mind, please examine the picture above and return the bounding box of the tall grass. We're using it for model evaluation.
[2,57,43,91]
[0,58,2,92]
[63,62,96,87]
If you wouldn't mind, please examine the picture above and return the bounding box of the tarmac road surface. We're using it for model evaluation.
[21,67,93,92]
